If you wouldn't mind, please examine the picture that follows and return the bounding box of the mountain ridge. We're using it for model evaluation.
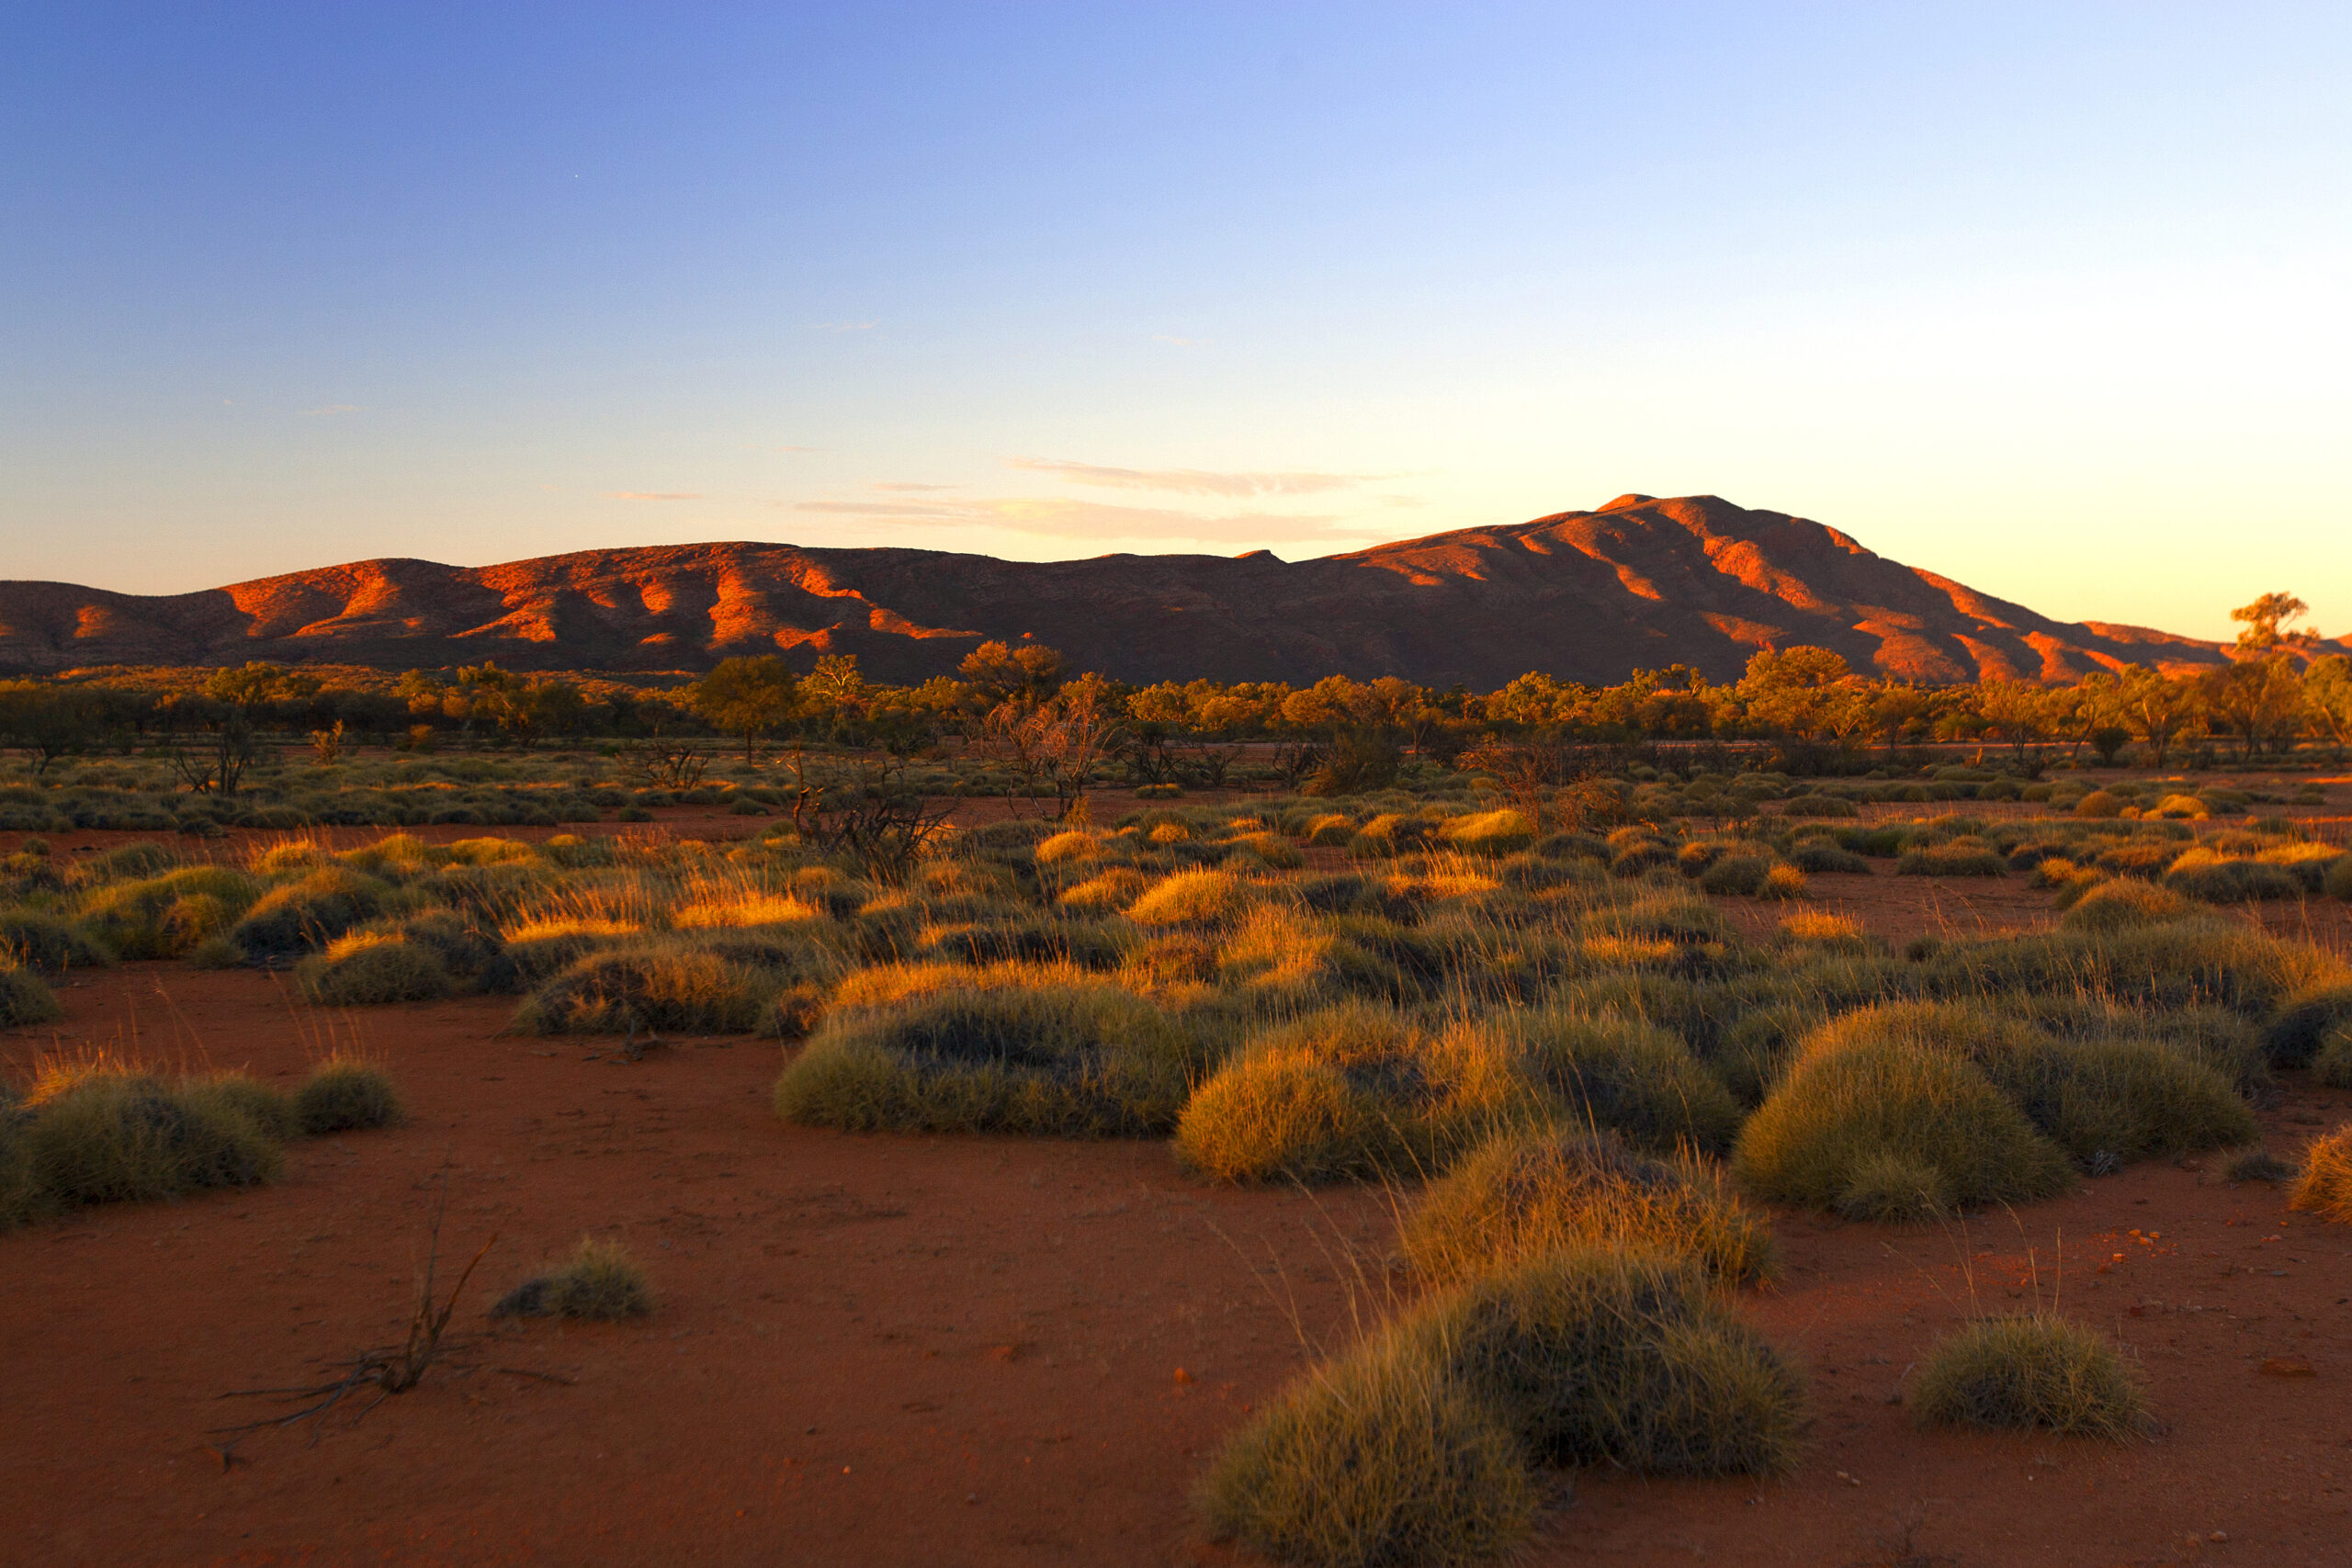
[0,493,2267,687]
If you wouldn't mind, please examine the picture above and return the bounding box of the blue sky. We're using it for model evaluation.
[4,3,2347,640]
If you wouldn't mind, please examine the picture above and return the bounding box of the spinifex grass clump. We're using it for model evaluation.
[776,972,1197,1137]
[1910,1315,2151,1438]
[1196,1336,1538,1568]
[1798,1001,2256,1176]
[296,1056,404,1134]
[0,961,63,1028]
[1198,1247,1804,1568]
[513,938,782,1034]
[1504,1010,1743,1155]
[1174,1003,1542,1183]
[1734,1035,2073,1220]
[492,1237,654,1321]
[297,932,458,1006]
[1396,1247,1806,1473]
[2265,982,2352,1070]
[0,908,112,974]
[16,1067,286,1211]
[1403,1129,1776,1287]
[2058,878,2193,931]
[2290,1125,2352,1225]
[228,864,390,958]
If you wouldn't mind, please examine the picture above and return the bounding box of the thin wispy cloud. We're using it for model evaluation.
[871,481,959,493]
[1005,456,1394,498]
[795,495,1383,546]
[604,491,706,502]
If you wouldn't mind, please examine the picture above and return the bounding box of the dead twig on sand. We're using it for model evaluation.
[208,1177,493,1462]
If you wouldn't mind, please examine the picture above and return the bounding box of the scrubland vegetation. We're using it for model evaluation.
[5,599,2351,1563]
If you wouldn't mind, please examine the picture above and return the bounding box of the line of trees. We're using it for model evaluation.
[3,596,2346,777]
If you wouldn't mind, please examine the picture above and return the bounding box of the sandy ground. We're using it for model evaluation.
[5,795,2352,1566]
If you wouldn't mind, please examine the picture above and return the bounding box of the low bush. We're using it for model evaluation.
[777,977,1195,1137]
[0,909,112,974]
[1895,843,2008,877]
[1397,1247,1806,1474]
[2312,1029,2352,1090]
[295,1057,403,1134]
[1177,1005,1541,1181]
[2290,1125,2352,1225]
[513,940,778,1034]
[1508,1010,1742,1154]
[2221,1145,2295,1184]
[2163,849,2303,903]
[1734,1038,2073,1217]
[0,961,63,1028]
[227,864,390,958]
[1402,1128,1775,1286]
[1787,840,1871,875]
[2060,879,2193,931]
[1440,809,1535,857]
[492,1236,654,1321]
[1126,869,1255,928]
[2328,856,2352,901]
[1910,1315,2150,1438]
[1196,1334,1538,1568]
[295,933,458,1006]
[19,1070,284,1207]
[2265,983,2352,1069]
[1695,854,1770,897]
[2073,790,2126,819]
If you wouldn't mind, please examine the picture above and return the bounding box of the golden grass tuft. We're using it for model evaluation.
[1126,869,1256,928]
[1403,1128,1776,1287]
[2289,1124,2352,1224]
[1910,1315,2151,1438]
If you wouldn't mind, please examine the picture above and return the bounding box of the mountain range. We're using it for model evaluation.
[0,493,2271,688]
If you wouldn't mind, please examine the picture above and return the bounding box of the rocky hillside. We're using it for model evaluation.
[0,494,2248,686]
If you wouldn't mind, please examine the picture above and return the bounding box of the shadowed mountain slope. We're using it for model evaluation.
[0,494,2256,686]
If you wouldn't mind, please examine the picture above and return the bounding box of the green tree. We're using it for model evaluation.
[693,656,799,758]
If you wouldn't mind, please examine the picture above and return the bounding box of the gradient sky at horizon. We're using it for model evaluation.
[5,3,2347,641]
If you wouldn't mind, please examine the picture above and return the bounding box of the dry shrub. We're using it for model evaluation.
[673,892,826,928]
[2327,856,2352,901]
[187,1073,301,1143]
[1788,840,1871,874]
[0,961,63,1028]
[1398,1247,1806,1474]
[2312,1029,2352,1090]
[1925,919,2341,1020]
[1910,1315,2150,1438]
[296,1056,403,1134]
[296,934,458,1006]
[2163,848,2303,903]
[1403,1129,1776,1287]
[1780,910,1871,951]
[2290,1125,2352,1224]
[1507,1010,1742,1155]
[1196,1334,1538,1568]
[1126,869,1256,928]
[1802,1001,2256,1174]
[1058,866,1149,909]
[228,864,390,957]
[1735,1039,2073,1217]
[2220,1145,2294,1184]
[79,866,262,959]
[1895,843,2008,878]
[1226,830,1306,870]
[1759,863,1807,900]
[2265,982,2352,1069]
[1305,813,1358,848]
[1176,1005,1540,1182]
[19,1069,285,1207]
[1175,1050,1388,1183]
[1440,809,1535,858]
[0,909,111,975]
[1035,829,1104,866]
[2072,790,2126,819]
[492,1236,654,1321]
[513,939,777,1034]
[1697,854,1772,896]
[776,976,1195,1137]
[2060,879,2192,931]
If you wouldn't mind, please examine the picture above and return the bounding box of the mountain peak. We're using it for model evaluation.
[0,496,2235,686]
